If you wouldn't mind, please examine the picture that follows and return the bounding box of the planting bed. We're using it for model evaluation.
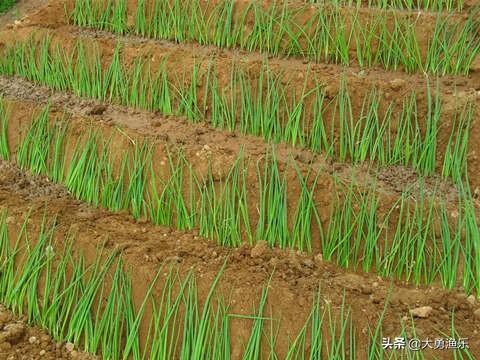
[0,0,480,359]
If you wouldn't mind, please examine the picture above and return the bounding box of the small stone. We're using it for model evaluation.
[372,281,379,288]
[474,308,480,320]
[269,257,279,267]
[466,295,476,306]
[0,311,11,325]
[390,78,406,90]
[361,284,373,295]
[39,350,46,356]
[303,259,314,268]
[88,105,107,116]
[296,151,314,164]
[251,241,269,258]
[165,256,180,263]
[1,323,25,343]
[410,306,433,318]
[475,187,480,197]
[324,85,337,99]
[28,336,37,344]
[65,342,75,352]
[314,253,323,264]
[470,58,480,73]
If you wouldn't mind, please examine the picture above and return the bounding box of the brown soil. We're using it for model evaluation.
[0,304,97,360]
[0,77,477,358]
[0,0,50,28]
[1,22,480,185]
[0,75,461,199]
[0,80,467,255]
[1,0,480,359]
[0,159,479,359]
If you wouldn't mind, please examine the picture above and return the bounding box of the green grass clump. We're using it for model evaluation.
[256,150,290,249]
[321,176,480,295]
[0,38,475,183]
[0,209,233,359]
[199,149,252,247]
[0,0,17,13]
[442,102,474,183]
[0,209,229,359]
[309,0,463,11]
[65,129,106,205]
[0,211,128,352]
[69,0,480,75]
[17,103,55,175]
[7,105,480,296]
[0,97,10,160]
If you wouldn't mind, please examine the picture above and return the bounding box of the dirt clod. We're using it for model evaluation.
[410,306,433,318]
[390,78,406,90]
[467,295,476,307]
[88,104,107,115]
[361,284,373,295]
[28,335,37,344]
[474,309,480,320]
[1,323,26,344]
[0,311,11,326]
[251,240,269,258]
[314,253,323,264]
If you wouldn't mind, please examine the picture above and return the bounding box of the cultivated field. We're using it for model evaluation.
[0,0,479,359]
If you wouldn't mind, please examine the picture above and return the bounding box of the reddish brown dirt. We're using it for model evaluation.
[0,304,96,360]
[1,15,480,186]
[1,0,480,359]
[40,0,480,57]
[0,82,476,358]
[0,0,50,28]
[0,160,479,359]
[0,75,461,200]
[0,84,468,256]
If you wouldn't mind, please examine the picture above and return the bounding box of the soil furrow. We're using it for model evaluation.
[8,0,480,75]
[1,1,480,358]
[1,84,478,297]
[0,159,479,359]
[2,73,466,198]
[1,24,480,186]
